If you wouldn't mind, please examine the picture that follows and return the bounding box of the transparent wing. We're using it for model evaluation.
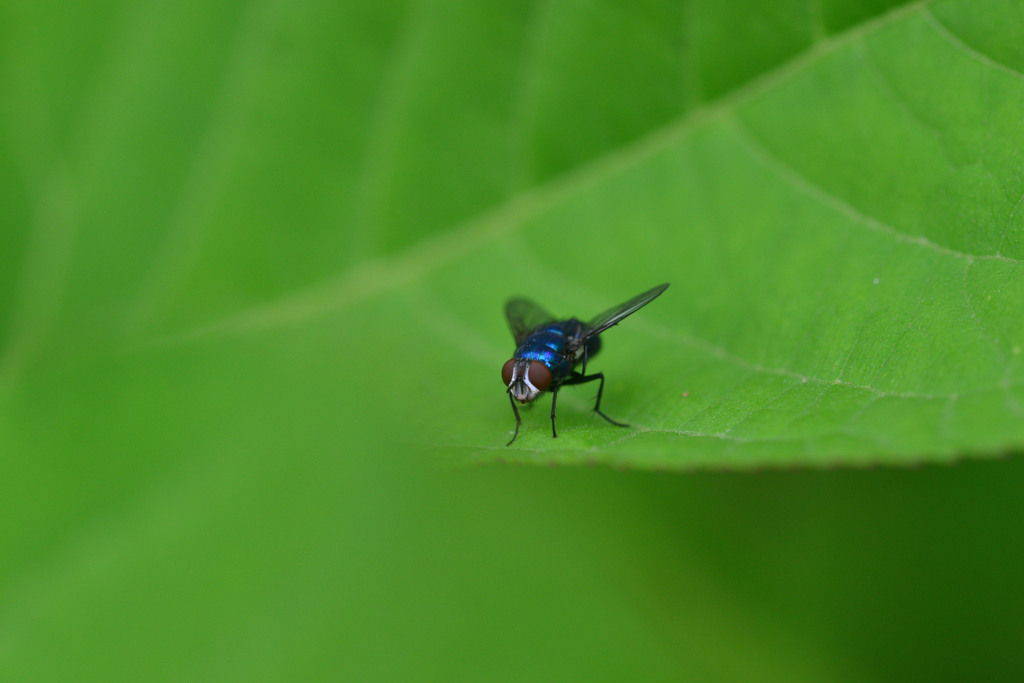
[568,283,669,352]
[505,297,556,345]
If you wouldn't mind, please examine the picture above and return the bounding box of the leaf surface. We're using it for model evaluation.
[2,1,1024,680]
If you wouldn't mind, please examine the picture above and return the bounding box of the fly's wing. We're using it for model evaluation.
[567,283,669,353]
[505,298,557,345]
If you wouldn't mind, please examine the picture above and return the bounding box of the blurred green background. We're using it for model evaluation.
[3,0,1024,680]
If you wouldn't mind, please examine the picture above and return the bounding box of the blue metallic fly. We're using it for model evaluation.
[501,283,669,445]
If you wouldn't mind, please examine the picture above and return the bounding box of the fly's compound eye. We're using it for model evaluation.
[501,359,516,386]
[528,361,551,390]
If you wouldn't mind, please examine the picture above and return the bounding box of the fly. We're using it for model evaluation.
[501,283,669,445]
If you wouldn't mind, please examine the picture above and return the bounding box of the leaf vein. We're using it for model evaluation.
[646,322,955,401]
[920,6,1024,84]
[125,0,282,343]
[730,115,1023,264]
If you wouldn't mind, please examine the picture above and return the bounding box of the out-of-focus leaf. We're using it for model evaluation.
[3,1,1024,681]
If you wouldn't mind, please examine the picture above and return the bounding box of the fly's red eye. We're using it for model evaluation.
[528,361,551,390]
[501,359,516,385]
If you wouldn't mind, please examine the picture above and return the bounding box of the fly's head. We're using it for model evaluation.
[501,358,551,403]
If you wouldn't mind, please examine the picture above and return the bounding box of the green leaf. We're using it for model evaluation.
[3,0,1024,680]
[457,0,1024,468]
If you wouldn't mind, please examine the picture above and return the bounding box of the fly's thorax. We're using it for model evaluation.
[501,358,551,403]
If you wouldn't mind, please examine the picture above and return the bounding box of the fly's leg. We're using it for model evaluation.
[562,372,628,427]
[506,393,522,446]
[550,388,559,438]
[589,372,628,426]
